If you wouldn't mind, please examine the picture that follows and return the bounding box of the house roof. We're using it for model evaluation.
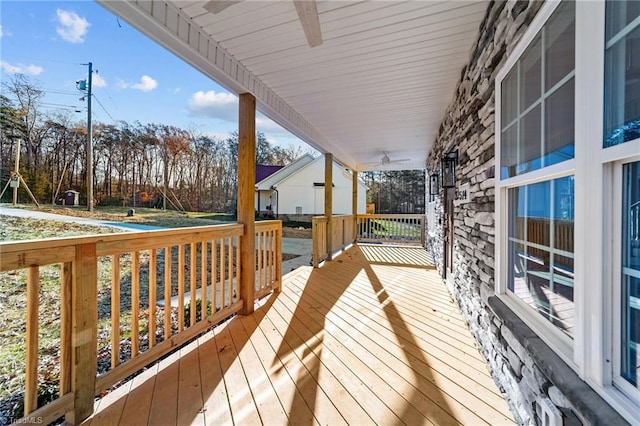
[97,1,487,172]
[256,153,367,190]
[256,164,285,183]
[256,153,316,190]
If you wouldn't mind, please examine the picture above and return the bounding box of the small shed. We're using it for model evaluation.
[63,190,80,206]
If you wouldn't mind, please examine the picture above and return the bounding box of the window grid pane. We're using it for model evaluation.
[501,1,575,179]
[507,177,575,338]
[604,22,640,147]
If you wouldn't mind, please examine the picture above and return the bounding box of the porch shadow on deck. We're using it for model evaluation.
[83,245,515,425]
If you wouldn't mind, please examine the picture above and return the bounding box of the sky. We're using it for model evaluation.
[0,0,311,150]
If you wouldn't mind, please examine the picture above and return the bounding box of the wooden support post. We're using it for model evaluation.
[325,153,333,260]
[238,93,256,315]
[67,243,98,424]
[352,170,358,243]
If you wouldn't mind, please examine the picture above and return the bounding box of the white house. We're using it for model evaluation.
[255,154,366,221]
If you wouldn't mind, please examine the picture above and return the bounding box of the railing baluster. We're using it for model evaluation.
[25,266,39,415]
[202,241,208,319]
[131,251,140,358]
[275,225,282,292]
[111,255,120,368]
[237,235,242,297]
[257,231,263,290]
[190,242,196,327]
[220,238,226,307]
[149,249,157,348]
[228,237,234,306]
[178,245,185,332]
[164,246,171,340]
[211,238,219,313]
[60,262,72,395]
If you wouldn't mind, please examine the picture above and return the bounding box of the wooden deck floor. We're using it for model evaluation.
[83,244,515,426]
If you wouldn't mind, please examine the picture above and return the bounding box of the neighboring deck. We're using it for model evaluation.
[83,245,515,426]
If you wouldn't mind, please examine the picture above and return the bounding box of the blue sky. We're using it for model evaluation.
[0,0,309,150]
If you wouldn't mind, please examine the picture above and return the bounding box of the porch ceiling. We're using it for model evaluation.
[97,0,487,171]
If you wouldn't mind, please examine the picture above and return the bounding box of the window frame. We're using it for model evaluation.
[495,0,640,420]
[495,0,577,367]
[612,153,640,405]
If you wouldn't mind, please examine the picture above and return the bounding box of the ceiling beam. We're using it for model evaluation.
[203,1,241,14]
[293,0,323,48]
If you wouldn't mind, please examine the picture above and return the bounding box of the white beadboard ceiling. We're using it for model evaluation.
[97,0,487,171]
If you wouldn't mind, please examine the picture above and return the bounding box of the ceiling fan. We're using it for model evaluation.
[365,151,411,167]
[203,1,323,48]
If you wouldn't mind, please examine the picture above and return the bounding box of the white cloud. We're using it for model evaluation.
[0,60,43,76]
[187,90,238,122]
[56,9,90,43]
[92,73,107,88]
[118,75,158,92]
[132,75,158,92]
[0,25,10,38]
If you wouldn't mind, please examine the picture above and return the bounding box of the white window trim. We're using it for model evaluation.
[495,0,575,366]
[496,0,640,422]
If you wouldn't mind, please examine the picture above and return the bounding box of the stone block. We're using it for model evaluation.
[480,177,495,190]
[548,385,571,409]
[507,346,523,378]
[502,325,527,361]
[474,211,494,226]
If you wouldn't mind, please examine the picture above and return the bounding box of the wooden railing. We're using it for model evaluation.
[311,214,355,267]
[0,222,281,424]
[311,214,425,267]
[255,220,282,299]
[356,214,425,246]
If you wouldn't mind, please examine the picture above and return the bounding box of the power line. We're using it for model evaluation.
[95,85,120,112]
[42,88,79,96]
[92,94,116,123]
[41,102,80,109]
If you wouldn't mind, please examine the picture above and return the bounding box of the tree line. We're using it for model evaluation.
[1,74,425,214]
[0,75,308,212]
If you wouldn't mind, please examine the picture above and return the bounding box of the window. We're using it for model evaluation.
[499,1,576,340]
[604,2,640,147]
[500,2,575,179]
[495,1,640,420]
[621,161,640,390]
[507,177,575,338]
[605,3,640,405]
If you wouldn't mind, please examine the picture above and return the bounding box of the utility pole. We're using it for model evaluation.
[78,63,94,212]
[86,62,93,212]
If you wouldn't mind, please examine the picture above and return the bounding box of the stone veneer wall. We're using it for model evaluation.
[425,1,562,424]
[425,2,633,424]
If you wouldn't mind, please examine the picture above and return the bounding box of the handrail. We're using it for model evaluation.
[311,214,426,267]
[356,214,425,246]
[0,220,281,424]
